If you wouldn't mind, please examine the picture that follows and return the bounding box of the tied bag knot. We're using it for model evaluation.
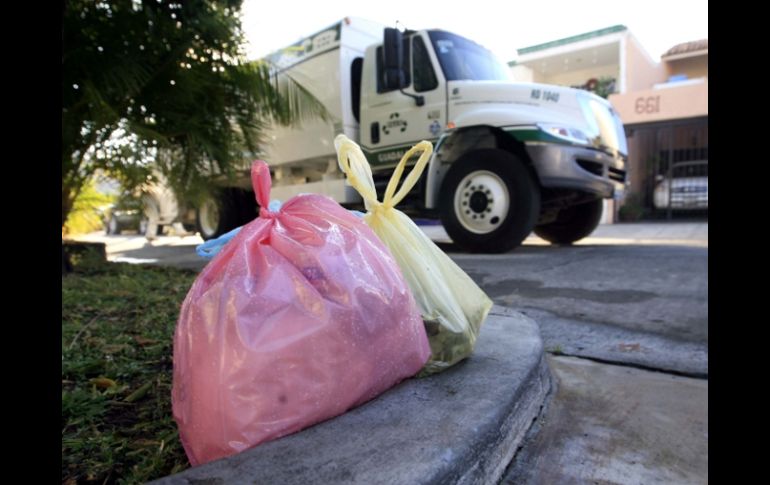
[252,160,282,219]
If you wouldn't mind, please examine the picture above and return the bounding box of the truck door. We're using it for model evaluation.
[361,32,446,169]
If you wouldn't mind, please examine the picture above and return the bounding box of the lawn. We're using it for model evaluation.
[62,253,196,484]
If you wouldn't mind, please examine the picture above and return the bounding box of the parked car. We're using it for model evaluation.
[102,193,144,235]
[653,175,708,210]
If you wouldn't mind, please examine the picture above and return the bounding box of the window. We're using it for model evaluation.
[427,30,510,82]
[412,36,438,92]
[351,57,363,122]
[376,39,411,93]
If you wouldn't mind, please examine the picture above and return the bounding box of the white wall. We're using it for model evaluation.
[510,64,534,82]
[540,64,619,88]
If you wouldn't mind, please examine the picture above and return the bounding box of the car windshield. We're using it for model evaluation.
[428,30,511,82]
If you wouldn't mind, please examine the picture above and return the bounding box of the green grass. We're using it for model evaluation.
[62,256,197,484]
[548,344,565,355]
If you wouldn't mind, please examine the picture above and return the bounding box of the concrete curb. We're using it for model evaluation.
[494,307,708,378]
[151,307,550,485]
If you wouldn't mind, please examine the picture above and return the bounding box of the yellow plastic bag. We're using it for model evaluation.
[335,134,493,375]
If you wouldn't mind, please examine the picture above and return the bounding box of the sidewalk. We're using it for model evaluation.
[584,221,707,243]
[503,355,708,484]
[418,221,708,247]
[70,221,709,268]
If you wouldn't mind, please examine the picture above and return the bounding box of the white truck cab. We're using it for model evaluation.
[194,17,628,253]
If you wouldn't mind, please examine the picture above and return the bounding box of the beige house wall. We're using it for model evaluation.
[624,133,645,196]
[625,35,667,92]
[609,80,708,125]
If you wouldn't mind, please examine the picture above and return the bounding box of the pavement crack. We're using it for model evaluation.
[547,351,708,379]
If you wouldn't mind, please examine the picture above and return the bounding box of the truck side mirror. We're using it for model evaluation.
[383,27,406,90]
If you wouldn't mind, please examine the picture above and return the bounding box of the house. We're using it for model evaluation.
[511,27,708,220]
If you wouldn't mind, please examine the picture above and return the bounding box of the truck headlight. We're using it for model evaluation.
[538,123,592,146]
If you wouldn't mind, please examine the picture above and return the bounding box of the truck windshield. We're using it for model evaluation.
[428,30,511,82]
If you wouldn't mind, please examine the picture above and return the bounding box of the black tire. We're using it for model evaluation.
[106,216,121,235]
[534,198,604,244]
[196,189,243,240]
[439,149,540,253]
[232,188,259,226]
[139,218,162,238]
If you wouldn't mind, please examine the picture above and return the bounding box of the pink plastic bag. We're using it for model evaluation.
[172,161,430,466]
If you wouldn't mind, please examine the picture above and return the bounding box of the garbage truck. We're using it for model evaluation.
[191,16,628,253]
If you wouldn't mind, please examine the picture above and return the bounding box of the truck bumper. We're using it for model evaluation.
[525,143,626,198]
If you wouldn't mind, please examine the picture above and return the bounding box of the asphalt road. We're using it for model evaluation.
[451,241,708,377]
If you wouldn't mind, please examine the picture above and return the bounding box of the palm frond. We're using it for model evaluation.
[273,70,333,125]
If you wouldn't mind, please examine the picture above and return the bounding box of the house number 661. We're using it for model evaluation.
[635,96,660,114]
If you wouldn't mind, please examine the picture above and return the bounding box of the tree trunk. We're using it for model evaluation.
[62,243,73,274]
[62,186,75,229]
[63,182,74,273]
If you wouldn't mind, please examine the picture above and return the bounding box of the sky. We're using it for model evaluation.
[240,0,707,64]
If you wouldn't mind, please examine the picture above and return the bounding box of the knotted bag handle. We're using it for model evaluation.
[251,160,280,218]
[382,140,433,208]
[335,134,433,210]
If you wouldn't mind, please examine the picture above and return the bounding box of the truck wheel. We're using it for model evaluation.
[106,216,121,235]
[534,198,604,244]
[196,191,238,240]
[439,149,540,253]
[139,218,162,238]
